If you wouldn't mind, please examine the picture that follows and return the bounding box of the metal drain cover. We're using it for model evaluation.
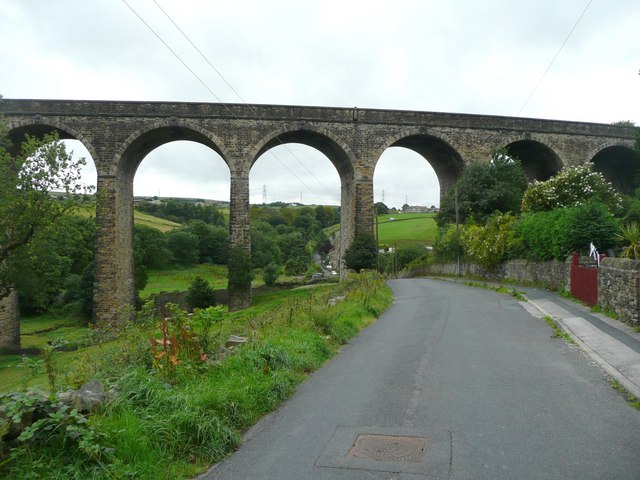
[348,434,426,463]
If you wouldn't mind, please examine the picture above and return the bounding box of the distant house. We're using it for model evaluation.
[402,205,439,214]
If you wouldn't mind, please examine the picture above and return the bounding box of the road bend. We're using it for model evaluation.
[203,278,640,480]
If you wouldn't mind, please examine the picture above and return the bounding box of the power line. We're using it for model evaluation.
[152,0,339,204]
[517,0,593,116]
[120,0,225,104]
[127,0,339,205]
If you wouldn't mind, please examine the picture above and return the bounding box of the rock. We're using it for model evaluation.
[225,335,247,349]
[327,295,346,307]
[59,379,107,413]
[217,345,230,360]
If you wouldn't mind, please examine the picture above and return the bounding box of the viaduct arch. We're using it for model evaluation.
[1,99,637,323]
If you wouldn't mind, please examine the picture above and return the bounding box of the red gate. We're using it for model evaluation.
[570,252,598,306]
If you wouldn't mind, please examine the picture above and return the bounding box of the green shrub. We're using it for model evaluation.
[433,224,465,263]
[186,276,216,310]
[460,213,524,269]
[227,247,253,291]
[344,233,377,272]
[517,201,619,260]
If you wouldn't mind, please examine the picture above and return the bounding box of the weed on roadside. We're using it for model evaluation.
[610,380,640,410]
[543,316,576,344]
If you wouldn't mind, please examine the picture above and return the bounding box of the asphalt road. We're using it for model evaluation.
[203,278,640,479]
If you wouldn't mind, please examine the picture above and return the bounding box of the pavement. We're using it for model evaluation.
[522,287,640,399]
[437,277,640,399]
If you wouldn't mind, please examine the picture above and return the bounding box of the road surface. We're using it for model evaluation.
[203,278,640,479]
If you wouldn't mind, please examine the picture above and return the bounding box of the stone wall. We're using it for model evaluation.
[598,257,640,326]
[407,257,640,327]
[404,259,569,291]
[0,291,20,350]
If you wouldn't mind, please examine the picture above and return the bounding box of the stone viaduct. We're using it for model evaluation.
[1,99,637,323]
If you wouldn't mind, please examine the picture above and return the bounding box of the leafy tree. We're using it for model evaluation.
[262,262,279,286]
[375,202,389,215]
[186,276,216,309]
[437,153,528,226]
[184,220,228,264]
[227,247,253,291]
[1,126,91,301]
[166,230,200,266]
[10,217,96,313]
[344,233,377,272]
[251,221,281,268]
[135,225,173,269]
[521,165,622,214]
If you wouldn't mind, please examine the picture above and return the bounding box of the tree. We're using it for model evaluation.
[135,225,173,269]
[521,165,622,214]
[10,217,95,313]
[186,276,216,309]
[227,247,253,291]
[166,230,200,266]
[344,233,377,272]
[437,152,528,226]
[374,202,389,215]
[262,262,279,286]
[1,124,91,302]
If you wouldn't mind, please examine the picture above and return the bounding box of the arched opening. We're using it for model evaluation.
[134,140,230,201]
[131,139,231,295]
[373,146,441,271]
[505,140,561,182]
[90,126,231,322]
[591,146,639,195]
[374,147,440,211]
[386,135,464,204]
[250,139,344,278]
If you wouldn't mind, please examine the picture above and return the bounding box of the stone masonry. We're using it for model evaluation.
[1,99,636,324]
[0,290,20,350]
[599,257,640,326]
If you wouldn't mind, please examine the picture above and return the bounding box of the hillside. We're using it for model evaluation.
[377,213,437,247]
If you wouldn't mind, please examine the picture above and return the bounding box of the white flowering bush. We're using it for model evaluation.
[521,165,622,214]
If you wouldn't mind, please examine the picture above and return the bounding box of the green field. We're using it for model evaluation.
[133,210,181,232]
[140,264,229,297]
[376,213,438,247]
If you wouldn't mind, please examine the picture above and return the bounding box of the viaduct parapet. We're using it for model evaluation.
[2,99,637,322]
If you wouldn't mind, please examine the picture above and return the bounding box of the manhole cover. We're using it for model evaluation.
[347,434,426,463]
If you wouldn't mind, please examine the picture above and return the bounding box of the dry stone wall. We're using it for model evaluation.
[598,258,640,326]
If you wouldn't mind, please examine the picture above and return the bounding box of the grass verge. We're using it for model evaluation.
[1,272,392,479]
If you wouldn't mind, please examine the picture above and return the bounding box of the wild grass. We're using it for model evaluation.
[1,272,392,479]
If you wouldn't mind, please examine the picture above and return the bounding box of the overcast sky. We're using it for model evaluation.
[2,0,638,208]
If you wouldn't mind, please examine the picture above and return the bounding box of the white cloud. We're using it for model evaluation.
[3,0,639,206]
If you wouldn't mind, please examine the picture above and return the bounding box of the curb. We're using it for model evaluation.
[526,296,640,400]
